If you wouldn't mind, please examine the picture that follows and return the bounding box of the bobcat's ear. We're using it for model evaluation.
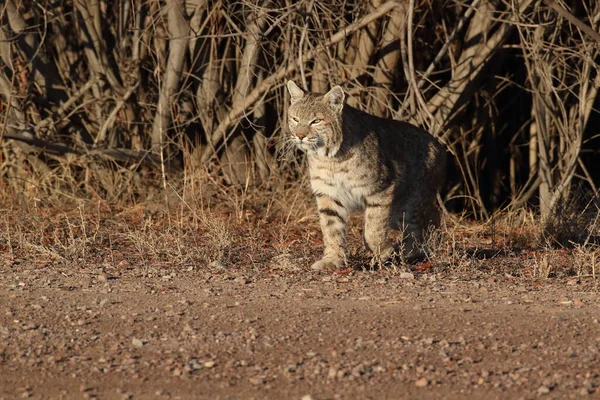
[323,85,345,114]
[287,81,304,105]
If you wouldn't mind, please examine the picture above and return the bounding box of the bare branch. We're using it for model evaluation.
[150,0,190,149]
[543,0,600,44]
[421,0,535,130]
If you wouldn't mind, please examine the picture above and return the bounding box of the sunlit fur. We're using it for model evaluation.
[286,81,446,271]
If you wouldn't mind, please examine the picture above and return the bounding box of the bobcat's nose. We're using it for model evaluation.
[294,126,309,140]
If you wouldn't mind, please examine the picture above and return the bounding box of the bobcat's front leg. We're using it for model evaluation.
[313,194,348,271]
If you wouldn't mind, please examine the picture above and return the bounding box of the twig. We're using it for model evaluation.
[543,0,600,44]
[398,7,415,118]
[75,0,124,93]
[4,131,83,155]
[298,0,316,90]
[417,0,480,91]
[263,5,297,37]
[36,75,101,131]
[3,131,167,168]
[422,0,535,126]
[406,0,439,133]
[95,80,140,145]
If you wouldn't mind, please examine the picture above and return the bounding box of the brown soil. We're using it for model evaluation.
[2,264,599,400]
[1,202,599,399]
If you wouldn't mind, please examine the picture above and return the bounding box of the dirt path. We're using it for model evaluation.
[1,263,599,399]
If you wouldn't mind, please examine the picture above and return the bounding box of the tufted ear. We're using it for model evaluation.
[287,81,305,105]
[323,85,345,114]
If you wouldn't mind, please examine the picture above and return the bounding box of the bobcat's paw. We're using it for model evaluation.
[311,258,343,271]
[368,246,395,268]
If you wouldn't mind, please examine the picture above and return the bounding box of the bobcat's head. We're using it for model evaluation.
[286,81,344,157]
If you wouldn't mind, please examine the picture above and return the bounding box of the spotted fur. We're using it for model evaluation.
[286,81,446,271]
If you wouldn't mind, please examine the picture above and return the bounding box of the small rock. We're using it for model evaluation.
[328,367,337,379]
[537,385,551,395]
[204,360,216,368]
[399,272,415,280]
[249,377,264,386]
[132,338,144,348]
[415,378,429,387]
[579,388,590,396]
[286,364,297,373]
[209,260,227,270]
[574,299,585,307]
[189,360,202,370]
[301,396,315,400]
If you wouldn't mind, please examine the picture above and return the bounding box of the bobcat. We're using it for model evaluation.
[286,80,446,271]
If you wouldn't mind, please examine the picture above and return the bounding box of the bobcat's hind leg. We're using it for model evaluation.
[313,194,348,271]
[396,196,441,261]
[364,197,394,265]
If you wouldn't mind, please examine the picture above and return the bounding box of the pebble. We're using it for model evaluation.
[189,360,202,370]
[249,377,264,386]
[132,338,144,348]
[537,385,551,395]
[204,360,216,368]
[209,260,227,270]
[400,272,415,280]
[301,395,315,400]
[328,367,337,379]
[415,378,429,387]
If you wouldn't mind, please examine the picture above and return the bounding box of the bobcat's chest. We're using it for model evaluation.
[308,157,371,211]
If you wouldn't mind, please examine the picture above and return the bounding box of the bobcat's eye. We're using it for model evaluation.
[290,116,299,123]
[311,118,323,125]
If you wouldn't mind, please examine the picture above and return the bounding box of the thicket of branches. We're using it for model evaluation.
[1,0,599,220]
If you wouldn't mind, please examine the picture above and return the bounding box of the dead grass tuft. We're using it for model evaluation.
[542,189,600,248]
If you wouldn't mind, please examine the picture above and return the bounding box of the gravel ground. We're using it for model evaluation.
[1,261,599,400]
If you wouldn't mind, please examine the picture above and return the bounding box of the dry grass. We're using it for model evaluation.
[1,0,598,302]
[2,178,598,281]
